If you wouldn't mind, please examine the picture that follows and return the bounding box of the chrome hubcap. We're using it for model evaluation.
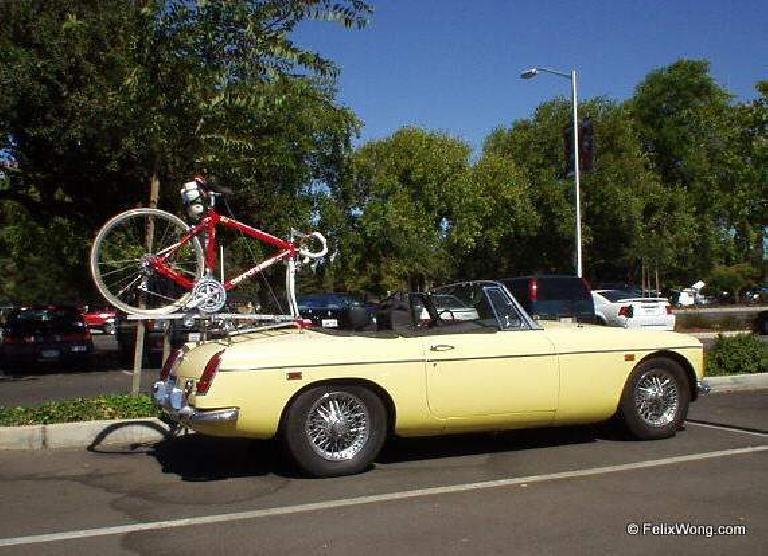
[635,370,679,427]
[305,392,370,461]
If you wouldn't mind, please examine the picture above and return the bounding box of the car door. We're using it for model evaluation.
[425,285,558,421]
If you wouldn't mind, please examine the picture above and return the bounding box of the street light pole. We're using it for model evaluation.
[521,67,583,278]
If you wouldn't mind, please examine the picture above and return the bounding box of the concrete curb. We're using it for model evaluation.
[689,330,753,339]
[705,372,768,393]
[0,418,171,451]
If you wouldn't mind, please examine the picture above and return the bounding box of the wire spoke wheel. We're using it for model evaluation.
[634,370,680,427]
[619,357,689,440]
[305,391,370,461]
[91,208,204,315]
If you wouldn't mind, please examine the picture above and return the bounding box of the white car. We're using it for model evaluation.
[592,290,675,331]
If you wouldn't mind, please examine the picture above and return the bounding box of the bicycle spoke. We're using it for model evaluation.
[116,274,143,298]
[92,209,203,314]
[99,263,141,278]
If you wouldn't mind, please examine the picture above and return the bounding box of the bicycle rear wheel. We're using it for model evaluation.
[91,208,204,315]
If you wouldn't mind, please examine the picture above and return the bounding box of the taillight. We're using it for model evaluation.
[160,348,183,381]
[196,350,224,395]
[666,305,673,315]
[529,279,538,302]
[618,305,634,318]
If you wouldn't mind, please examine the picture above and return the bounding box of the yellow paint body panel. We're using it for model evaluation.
[172,324,703,440]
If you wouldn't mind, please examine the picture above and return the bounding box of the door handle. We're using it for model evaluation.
[430,344,455,351]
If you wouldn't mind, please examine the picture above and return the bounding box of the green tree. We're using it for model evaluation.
[0,0,370,304]
[629,59,737,275]
[321,127,472,293]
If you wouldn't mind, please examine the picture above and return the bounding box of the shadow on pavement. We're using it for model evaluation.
[140,423,623,481]
[87,419,173,454]
[377,423,618,464]
[149,434,285,480]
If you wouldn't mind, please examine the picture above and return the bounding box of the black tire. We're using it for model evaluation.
[282,384,387,478]
[90,208,204,315]
[619,357,690,440]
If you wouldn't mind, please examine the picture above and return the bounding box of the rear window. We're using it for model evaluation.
[599,290,635,303]
[6,308,85,332]
[537,277,590,300]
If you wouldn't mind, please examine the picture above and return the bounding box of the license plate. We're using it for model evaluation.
[188,333,201,342]
[321,319,338,328]
[642,306,659,315]
[40,349,60,359]
[70,345,88,352]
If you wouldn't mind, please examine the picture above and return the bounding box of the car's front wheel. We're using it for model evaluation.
[282,384,387,477]
[619,357,690,440]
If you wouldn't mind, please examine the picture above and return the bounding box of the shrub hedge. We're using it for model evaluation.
[706,334,768,377]
[0,394,160,427]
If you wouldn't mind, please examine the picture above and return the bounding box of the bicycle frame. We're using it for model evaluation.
[152,207,297,292]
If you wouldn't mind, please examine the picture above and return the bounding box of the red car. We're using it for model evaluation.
[81,306,117,335]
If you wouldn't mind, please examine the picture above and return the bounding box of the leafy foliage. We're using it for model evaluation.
[705,334,768,377]
[0,0,369,304]
[0,394,159,426]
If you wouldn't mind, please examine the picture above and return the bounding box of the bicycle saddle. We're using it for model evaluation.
[194,175,233,195]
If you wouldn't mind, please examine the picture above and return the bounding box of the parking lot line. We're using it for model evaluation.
[0,444,766,548]
[687,420,768,438]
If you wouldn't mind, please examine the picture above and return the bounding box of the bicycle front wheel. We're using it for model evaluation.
[91,208,204,315]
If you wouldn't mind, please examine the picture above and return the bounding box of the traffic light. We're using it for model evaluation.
[562,118,596,177]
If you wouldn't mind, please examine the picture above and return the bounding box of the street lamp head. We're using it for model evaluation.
[520,68,538,79]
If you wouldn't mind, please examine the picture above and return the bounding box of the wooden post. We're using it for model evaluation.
[131,172,160,396]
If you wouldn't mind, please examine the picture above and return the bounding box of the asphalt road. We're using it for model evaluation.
[0,335,159,407]
[0,390,765,554]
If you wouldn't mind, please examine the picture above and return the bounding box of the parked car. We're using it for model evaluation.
[670,289,695,308]
[0,306,94,369]
[744,286,768,304]
[81,305,117,334]
[376,292,478,328]
[153,280,706,478]
[499,275,597,324]
[756,311,768,335]
[115,313,212,366]
[297,292,376,330]
[592,290,675,331]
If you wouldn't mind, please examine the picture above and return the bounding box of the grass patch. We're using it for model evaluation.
[0,394,160,427]
[705,334,768,377]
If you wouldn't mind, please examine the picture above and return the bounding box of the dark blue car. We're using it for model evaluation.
[297,293,377,330]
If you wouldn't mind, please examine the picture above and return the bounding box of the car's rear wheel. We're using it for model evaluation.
[619,357,690,440]
[282,384,387,477]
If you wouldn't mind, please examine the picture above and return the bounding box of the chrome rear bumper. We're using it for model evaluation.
[152,380,239,424]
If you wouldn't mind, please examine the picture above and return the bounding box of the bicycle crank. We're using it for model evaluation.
[187,277,227,313]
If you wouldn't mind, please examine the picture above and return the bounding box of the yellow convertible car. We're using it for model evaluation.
[153,281,709,477]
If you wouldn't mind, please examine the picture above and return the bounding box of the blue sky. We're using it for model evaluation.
[294,0,768,152]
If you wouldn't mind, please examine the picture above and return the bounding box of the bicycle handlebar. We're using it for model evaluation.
[295,231,328,259]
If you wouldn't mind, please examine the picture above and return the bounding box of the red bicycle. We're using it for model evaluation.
[90,178,326,316]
